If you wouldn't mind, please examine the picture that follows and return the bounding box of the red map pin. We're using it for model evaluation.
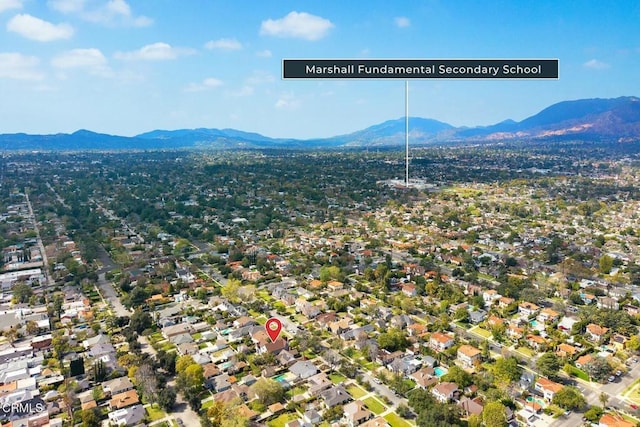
[265,318,283,342]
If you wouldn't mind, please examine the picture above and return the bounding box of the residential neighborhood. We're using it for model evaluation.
[2,147,640,427]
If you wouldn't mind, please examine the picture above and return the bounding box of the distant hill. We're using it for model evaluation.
[1,96,639,150]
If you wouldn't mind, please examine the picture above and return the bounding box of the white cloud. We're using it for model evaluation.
[48,0,84,13]
[256,49,272,58]
[394,16,410,28]
[7,14,74,41]
[0,0,22,13]
[185,77,223,92]
[51,48,112,76]
[204,38,242,51]
[246,70,275,85]
[55,0,152,27]
[583,59,610,70]
[275,92,300,109]
[260,11,333,41]
[0,52,43,80]
[114,42,195,61]
[231,85,254,97]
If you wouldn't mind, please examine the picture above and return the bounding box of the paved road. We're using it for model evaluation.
[24,192,55,288]
[96,272,130,317]
[359,371,404,407]
[167,379,202,427]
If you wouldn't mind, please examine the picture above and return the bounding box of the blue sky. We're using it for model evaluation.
[0,0,638,138]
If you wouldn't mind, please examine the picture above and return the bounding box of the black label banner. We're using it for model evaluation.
[283,59,559,80]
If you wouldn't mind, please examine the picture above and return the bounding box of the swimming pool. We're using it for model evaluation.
[526,396,545,407]
[273,374,287,383]
[434,366,448,377]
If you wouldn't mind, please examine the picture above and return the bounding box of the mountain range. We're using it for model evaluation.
[2,96,639,151]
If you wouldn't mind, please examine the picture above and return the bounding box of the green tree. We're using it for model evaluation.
[12,282,33,304]
[584,357,613,382]
[176,355,196,374]
[221,278,241,303]
[319,265,341,282]
[442,366,473,388]
[323,405,344,422]
[250,378,284,406]
[483,401,507,427]
[492,357,521,385]
[599,255,614,274]
[536,352,562,380]
[130,309,152,334]
[157,387,177,411]
[377,328,409,352]
[552,386,586,410]
[81,407,102,427]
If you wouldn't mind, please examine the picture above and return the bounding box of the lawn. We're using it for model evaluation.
[514,346,534,358]
[329,373,347,384]
[469,326,492,338]
[625,379,640,405]
[564,364,589,381]
[285,386,307,399]
[160,342,176,351]
[361,361,380,371]
[363,397,386,415]
[267,413,298,427]
[149,332,164,343]
[384,412,413,427]
[202,399,213,410]
[145,404,166,422]
[347,384,368,399]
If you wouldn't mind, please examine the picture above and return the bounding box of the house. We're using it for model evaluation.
[109,389,139,410]
[107,404,145,426]
[526,335,547,352]
[599,413,636,427]
[401,283,417,297]
[597,297,620,311]
[458,397,484,417]
[431,382,458,403]
[360,418,391,427]
[537,308,560,324]
[507,325,524,340]
[429,332,455,352]
[411,367,438,389]
[575,354,593,369]
[102,377,134,396]
[303,409,322,425]
[556,343,578,358]
[82,334,110,349]
[518,302,540,317]
[483,289,501,305]
[519,371,535,391]
[469,309,487,324]
[320,386,352,408]
[498,296,515,310]
[289,360,318,380]
[557,316,578,334]
[343,400,373,426]
[457,344,481,368]
[586,324,609,342]
[534,377,563,401]
[308,373,333,396]
[580,292,597,305]
[610,334,628,352]
[390,356,421,376]
[487,315,505,328]
[211,374,232,392]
